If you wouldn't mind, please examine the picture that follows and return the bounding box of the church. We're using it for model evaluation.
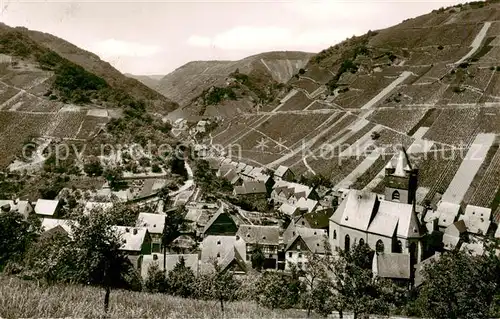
[329,148,424,265]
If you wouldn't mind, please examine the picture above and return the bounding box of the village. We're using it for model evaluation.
[2,130,500,290]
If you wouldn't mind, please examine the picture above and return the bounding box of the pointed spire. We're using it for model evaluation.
[393,147,411,177]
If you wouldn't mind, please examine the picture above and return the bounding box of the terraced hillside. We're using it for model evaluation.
[159,51,313,120]
[205,1,500,215]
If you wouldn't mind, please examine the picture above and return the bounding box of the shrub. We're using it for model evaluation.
[438,45,444,50]
[298,68,306,75]
[496,66,500,72]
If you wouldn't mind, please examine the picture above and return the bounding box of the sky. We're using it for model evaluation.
[0,0,470,75]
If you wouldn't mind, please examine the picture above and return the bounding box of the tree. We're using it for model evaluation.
[161,206,187,273]
[168,256,195,298]
[301,250,329,317]
[70,209,136,313]
[103,167,124,191]
[251,245,265,271]
[210,260,240,312]
[144,262,167,293]
[326,243,393,319]
[415,249,498,319]
[0,210,39,271]
[83,157,103,177]
[255,268,304,310]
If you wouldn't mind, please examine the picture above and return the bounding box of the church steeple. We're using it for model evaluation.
[384,147,419,204]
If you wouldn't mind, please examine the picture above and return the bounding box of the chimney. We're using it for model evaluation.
[125,228,130,232]
[133,228,138,235]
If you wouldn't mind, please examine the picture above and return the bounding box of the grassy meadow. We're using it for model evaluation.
[0,276,318,319]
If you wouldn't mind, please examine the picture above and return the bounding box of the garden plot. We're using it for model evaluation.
[292,78,321,94]
[439,86,483,105]
[423,108,480,146]
[278,91,312,111]
[481,73,500,103]
[75,116,109,140]
[336,148,387,190]
[414,63,453,84]
[478,107,500,134]
[0,70,52,90]
[440,133,495,204]
[367,108,428,134]
[306,155,366,184]
[469,147,500,207]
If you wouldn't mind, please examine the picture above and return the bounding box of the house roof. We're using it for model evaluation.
[273,180,313,198]
[140,253,199,279]
[296,197,318,214]
[200,235,246,273]
[460,242,485,256]
[414,253,441,287]
[444,220,467,237]
[279,203,299,216]
[0,200,31,218]
[373,253,411,279]
[218,164,235,177]
[459,205,492,235]
[275,165,291,178]
[202,205,237,235]
[234,181,267,195]
[331,190,378,231]
[224,169,241,185]
[443,233,461,251]
[34,199,59,216]
[171,234,197,249]
[300,208,334,229]
[237,225,280,245]
[41,218,74,235]
[436,202,461,228]
[285,227,327,254]
[113,226,149,252]
[137,212,165,234]
[185,208,203,222]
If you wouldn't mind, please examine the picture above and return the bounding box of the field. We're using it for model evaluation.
[333,76,394,109]
[0,276,313,319]
[367,108,428,134]
[278,91,312,111]
[291,78,321,94]
[423,108,480,146]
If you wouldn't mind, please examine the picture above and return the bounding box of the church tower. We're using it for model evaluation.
[384,147,419,204]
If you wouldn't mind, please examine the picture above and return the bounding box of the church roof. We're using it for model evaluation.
[393,148,411,177]
[331,191,421,239]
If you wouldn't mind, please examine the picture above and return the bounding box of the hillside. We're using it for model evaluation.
[125,73,164,91]
[0,23,177,169]
[158,51,312,119]
[207,1,500,218]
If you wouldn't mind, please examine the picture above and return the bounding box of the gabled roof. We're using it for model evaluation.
[298,208,334,229]
[34,199,59,216]
[279,203,299,216]
[237,225,280,246]
[273,180,313,198]
[330,190,378,231]
[41,218,74,235]
[200,235,246,273]
[444,220,467,237]
[436,201,460,228]
[459,205,491,235]
[202,205,237,235]
[234,181,267,195]
[443,233,461,251]
[296,197,318,214]
[275,165,292,178]
[373,253,411,279]
[137,212,165,234]
[393,148,411,177]
[415,253,440,287]
[113,226,149,252]
[285,227,327,254]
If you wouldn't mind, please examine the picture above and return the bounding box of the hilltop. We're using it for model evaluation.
[125,73,165,91]
[206,1,500,218]
[159,51,312,120]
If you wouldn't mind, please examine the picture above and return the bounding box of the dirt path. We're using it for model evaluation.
[360,71,413,110]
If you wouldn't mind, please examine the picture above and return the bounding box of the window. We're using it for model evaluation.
[333,230,337,240]
[298,253,303,258]
[376,240,384,253]
[345,235,350,251]
[359,238,365,246]
[392,190,400,202]
[246,255,249,261]
[297,244,301,250]
[217,252,220,258]
[393,240,403,253]
[217,240,221,245]
[301,221,305,225]
[269,254,273,258]
[289,252,292,258]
